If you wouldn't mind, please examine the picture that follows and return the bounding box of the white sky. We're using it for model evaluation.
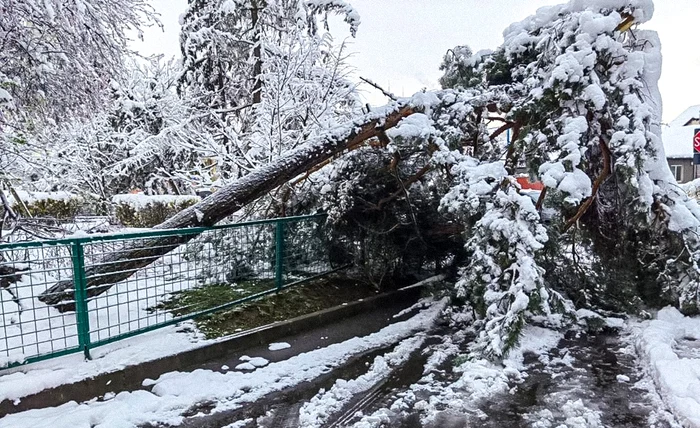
[133,0,700,123]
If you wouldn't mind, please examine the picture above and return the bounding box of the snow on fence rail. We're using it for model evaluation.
[0,214,338,369]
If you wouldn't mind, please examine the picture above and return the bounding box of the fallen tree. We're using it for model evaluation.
[38,104,414,310]
[292,0,700,358]
[34,0,700,360]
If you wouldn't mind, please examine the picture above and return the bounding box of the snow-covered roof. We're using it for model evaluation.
[662,106,700,159]
[663,125,697,159]
[669,105,700,128]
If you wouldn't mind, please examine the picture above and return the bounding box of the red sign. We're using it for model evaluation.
[516,176,544,191]
[694,128,700,153]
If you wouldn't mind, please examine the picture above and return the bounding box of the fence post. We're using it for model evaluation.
[275,221,285,291]
[71,240,92,360]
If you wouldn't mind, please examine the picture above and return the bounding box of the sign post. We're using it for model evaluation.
[694,129,700,179]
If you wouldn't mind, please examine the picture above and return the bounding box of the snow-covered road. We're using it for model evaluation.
[0,299,447,428]
[182,318,680,428]
[2,303,698,428]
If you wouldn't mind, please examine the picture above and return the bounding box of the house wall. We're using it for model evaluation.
[667,158,695,183]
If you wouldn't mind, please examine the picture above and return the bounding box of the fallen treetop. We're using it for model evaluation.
[39,102,416,309]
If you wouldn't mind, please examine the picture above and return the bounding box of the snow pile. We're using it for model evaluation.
[235,356,269,371]
[527,400,603,428]
[268,342,291,351]
[0,299,446,428]
[636,307,700,427]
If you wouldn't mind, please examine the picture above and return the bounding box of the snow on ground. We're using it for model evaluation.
[235,356,270,370]
[340,315,682,428]
[298,335,427,428]
[268,342,291,351]
[0,299,447,428]
[0,320,207,403]
[391,297,438,319]
[636,307,700,427]
[343,325,562,428]
[223,419,254,428]
[526,399,602,428]
[402,325,563,426]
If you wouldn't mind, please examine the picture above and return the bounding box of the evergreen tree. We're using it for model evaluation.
[314,0,700,357]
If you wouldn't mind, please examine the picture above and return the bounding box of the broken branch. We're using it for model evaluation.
[564,137,612,231]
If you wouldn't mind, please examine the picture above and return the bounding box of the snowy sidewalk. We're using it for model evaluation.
[0,295,445,427]
[636,307,700,427]
[168,319,681,428]
[0,284,422,415]
[3,301,696,427]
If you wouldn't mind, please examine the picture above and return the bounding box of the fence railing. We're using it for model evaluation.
[0,214,338,369]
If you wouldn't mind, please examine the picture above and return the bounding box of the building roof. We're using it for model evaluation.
[663,106,700,159]
[663,125,697,159]
[669,105,700,127]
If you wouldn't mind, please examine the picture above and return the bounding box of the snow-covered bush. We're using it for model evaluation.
[8,192,84,220]
[113,194,199,228]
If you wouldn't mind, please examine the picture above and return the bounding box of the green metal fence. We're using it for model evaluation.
[0,214,338,369]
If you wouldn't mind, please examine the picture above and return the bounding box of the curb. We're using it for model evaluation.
[0,285,423,416]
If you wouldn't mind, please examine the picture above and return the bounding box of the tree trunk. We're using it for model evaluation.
[251,1,263,105]
[38,105,415,311]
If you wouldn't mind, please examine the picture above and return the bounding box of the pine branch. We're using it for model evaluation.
[563,136,612,231]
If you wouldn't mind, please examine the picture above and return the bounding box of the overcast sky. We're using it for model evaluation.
[133,0,700,123]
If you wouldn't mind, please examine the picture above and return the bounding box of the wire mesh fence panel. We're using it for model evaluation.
[0,214,334,368]
[0,243,80,367]
[84,222,279,345]
[281,217,334,285]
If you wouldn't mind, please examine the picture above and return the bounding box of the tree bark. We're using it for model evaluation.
[38,105,415,311]
[251,1,263,105]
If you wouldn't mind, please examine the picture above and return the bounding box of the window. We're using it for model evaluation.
[671,164,683,182]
